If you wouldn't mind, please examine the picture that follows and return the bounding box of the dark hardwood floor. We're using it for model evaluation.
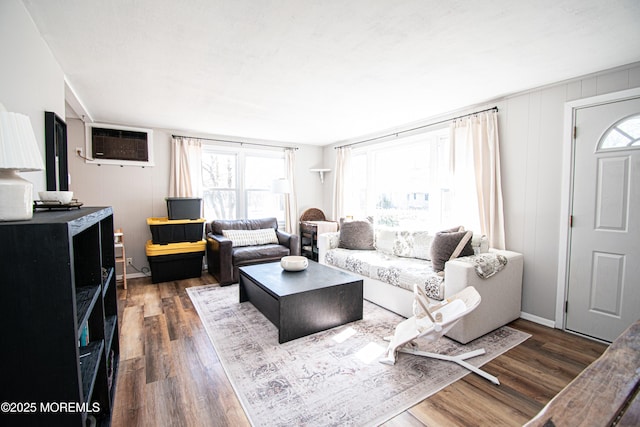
[111,275,607,427]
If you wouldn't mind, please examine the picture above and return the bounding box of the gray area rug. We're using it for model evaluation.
[187,284,530,426]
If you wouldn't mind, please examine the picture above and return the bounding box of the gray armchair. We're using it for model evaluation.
[206,217,300,286]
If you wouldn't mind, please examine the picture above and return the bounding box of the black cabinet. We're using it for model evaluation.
[300,221,319,261]
[0,207,120,426]
[300,221,338,261]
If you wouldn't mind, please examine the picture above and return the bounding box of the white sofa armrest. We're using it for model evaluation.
[443,249,522,295]
[318,231,340,264]
[444,249,524,343]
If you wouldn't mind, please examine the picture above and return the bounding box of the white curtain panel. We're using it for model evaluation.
[450,124,481,234]
[332,146,351,221]
[169,136,203,198]
[284,148,298,234]
[450,111,505,249]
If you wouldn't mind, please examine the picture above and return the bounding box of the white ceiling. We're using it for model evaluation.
[23,0,640,145]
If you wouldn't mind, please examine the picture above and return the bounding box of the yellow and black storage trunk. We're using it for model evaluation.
[145,240,206,283]
[147,217,205,245]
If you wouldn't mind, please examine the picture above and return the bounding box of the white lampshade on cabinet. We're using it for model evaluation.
[0,108,45,221]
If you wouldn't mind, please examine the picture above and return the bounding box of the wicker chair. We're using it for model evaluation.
[299,208,337,261]
[299,208,326,222]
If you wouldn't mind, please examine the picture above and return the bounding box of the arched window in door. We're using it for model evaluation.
[598,114,640,150]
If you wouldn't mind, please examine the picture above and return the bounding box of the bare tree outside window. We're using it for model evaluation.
[202,151,237,220]
[201,148,285,221]
[245,155,286,222]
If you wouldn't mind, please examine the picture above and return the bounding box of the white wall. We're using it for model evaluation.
[0,0,65,195]
[66,119,325,276]
[323,62,640,324]
[292,145,326,219]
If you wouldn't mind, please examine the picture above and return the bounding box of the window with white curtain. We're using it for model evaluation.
[349,127,455,229]
[201,145,285,222]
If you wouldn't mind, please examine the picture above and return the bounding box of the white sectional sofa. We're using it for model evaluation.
[318,229,524,344]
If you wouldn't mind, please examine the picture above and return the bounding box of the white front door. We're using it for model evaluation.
[566,96,640,342]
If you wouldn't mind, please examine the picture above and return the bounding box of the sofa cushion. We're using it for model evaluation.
[431,227,474,272]
[324,248,445,300]
[412,231,433,260]
[471,234,490,254]
[233,244,290,265]
[222,228,279,247]
[212,217,278,235]
[375,229,433,260]
[374,228,395,255]
[338,219,375,250]
[393,230,414,257]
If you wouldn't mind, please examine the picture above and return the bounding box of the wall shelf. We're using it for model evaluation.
[310,168,331,184]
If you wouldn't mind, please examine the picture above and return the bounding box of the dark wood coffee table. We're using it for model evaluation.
[239,261,363,343]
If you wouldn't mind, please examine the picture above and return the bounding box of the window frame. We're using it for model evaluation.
[201,144,286,222]
[597,113,640,152]
[349,126,453,229]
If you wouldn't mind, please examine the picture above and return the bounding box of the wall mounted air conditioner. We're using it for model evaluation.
[85,123,154,167]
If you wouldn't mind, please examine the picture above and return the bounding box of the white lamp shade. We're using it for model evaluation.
[0,110,44,221]
[0,111,45,171]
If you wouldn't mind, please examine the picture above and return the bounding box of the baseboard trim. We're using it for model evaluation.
[520,311,556,328]
[117,272,148,280]
[117,268,208,281]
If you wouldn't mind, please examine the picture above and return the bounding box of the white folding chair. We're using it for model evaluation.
[380,285,500,385]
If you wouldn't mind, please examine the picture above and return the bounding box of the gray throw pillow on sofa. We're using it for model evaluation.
[431,227,474,272]
[338,218,375,250]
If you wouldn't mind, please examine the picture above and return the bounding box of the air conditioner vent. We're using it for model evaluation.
[85,123,154,167]
[92,128,148,161]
